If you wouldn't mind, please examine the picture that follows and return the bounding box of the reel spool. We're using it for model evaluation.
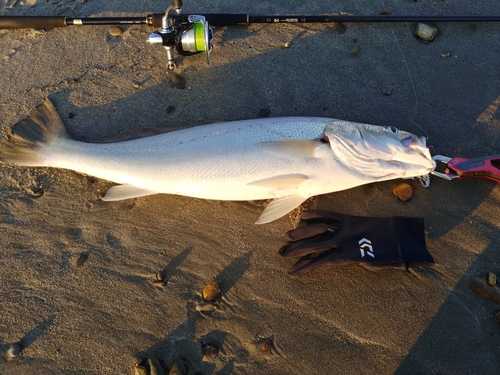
[176,15,213,62]
[147,0,213,69]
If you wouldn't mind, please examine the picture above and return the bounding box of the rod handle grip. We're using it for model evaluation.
[0,16,67,29]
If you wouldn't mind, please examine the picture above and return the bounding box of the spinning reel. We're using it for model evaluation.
[147,0,214,69]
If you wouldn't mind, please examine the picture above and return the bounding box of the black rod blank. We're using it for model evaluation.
[1,14,500,30]
[204,14,500,26]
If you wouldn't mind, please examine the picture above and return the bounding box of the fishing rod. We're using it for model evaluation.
[2,0,500,69]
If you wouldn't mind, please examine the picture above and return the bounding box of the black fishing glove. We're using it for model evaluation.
[279,210,435,276]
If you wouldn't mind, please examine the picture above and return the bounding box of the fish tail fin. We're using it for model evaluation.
[0,99,68,166]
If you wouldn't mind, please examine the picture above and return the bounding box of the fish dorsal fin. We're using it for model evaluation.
[101,184,157,201]
[255,140,322,159]
[247,174,309,189]
[255,195,309,224]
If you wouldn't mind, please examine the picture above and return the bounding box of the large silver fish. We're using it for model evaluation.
[0,100,436,223]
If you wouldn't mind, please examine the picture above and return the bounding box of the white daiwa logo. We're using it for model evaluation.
[358,238,374,258]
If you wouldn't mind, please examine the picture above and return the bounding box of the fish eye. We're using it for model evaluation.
[385,126,399,134]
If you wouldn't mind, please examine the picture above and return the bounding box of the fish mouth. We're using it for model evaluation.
[400,135,429,150]
[401,135,423,147]
[393,135,436,171]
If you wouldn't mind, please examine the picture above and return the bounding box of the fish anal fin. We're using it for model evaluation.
[256,140,323,159]
[101,184,157,201]
[256,195,309,224]
[247,174,309,189]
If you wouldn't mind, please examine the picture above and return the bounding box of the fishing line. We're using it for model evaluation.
[381,0,429,139]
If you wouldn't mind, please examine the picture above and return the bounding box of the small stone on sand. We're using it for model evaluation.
[487,272,497,286]
[415,22,438,42]
[75,253,89,267]
[156,270,165,282]
[261,338,273,352]
[393,183,413,201]
[109,26,123,37]
[7,342,21,359]
[201,342,219,358]
[330,22,346,34]
[202,282,220,301]
[467,276,500,304]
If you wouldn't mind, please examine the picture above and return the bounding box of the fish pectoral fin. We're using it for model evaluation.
[255,195,309,224]
[101,184,157,201]
[247,174,309,189]
[255,140,323,159]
